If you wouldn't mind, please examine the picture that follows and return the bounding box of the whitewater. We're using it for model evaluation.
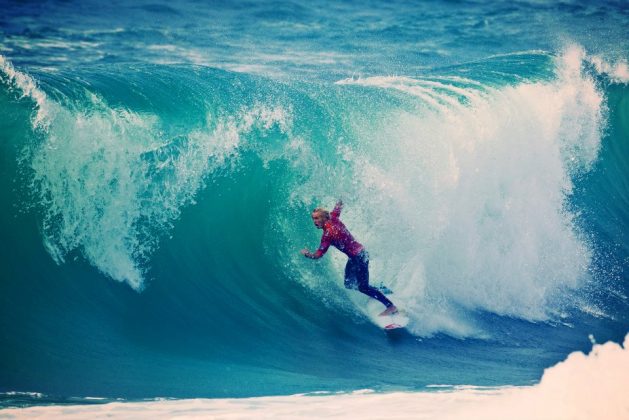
[1,0,628,418]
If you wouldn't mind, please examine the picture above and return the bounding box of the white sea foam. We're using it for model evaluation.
[311,46,606,336]
[3,333,627,419]
[587,55,629,84]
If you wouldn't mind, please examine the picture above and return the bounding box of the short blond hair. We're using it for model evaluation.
[312,207,330,220]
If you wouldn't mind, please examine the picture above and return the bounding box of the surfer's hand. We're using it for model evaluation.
[300,249,310,256]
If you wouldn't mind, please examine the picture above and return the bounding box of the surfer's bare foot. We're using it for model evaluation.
[379,305,398,316]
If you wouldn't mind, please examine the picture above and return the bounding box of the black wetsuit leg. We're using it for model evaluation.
[344,251,394,308]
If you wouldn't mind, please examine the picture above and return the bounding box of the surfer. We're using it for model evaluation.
[301,200,398,316]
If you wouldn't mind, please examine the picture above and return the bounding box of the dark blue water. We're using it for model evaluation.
[1,0,628,407]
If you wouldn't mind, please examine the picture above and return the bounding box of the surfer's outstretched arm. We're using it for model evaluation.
[301,229,331,259]
[330,200,343,219]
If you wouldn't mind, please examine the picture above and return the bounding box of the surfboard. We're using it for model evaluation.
[378,311,409,330]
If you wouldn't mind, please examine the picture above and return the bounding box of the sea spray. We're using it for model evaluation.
[286,48,606,336]
[2,58,294,290]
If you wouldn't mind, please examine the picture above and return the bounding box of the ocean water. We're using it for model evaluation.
[1,0,628,412]
[2,334,627,419]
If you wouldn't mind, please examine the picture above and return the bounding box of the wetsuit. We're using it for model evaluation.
[306,204,394,308]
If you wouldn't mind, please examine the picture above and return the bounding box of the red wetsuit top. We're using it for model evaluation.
[310,203,364,259]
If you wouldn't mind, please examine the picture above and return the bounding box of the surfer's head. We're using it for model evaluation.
[311,208,330,229]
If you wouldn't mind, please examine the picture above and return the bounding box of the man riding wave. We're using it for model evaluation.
[301,200,398,316]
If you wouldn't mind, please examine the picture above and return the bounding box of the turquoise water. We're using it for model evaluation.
[1,0,628,406]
